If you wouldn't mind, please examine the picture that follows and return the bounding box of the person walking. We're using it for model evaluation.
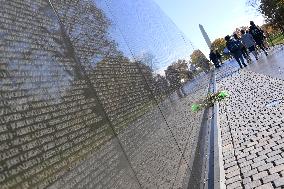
[240,29,259,60]
[233,33,252,62]
[209,50,221,68]
[215,50,222,64]
[249,21,268,56]
[225,35,247,68]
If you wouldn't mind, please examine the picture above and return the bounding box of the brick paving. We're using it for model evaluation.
[217,67,284,189]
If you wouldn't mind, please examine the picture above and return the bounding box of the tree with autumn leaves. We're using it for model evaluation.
[247,0,284,33]
[211,38,226,53]
[190,49,211,72]
[211,38,231,60]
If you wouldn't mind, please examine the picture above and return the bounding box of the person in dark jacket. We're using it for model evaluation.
[215,50,222,64]
[209,50,221,68]
[233,33,251,62]
[249,21,268,56]
[225,35,247,68]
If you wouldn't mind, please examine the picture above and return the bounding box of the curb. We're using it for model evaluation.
[212,72,226,189]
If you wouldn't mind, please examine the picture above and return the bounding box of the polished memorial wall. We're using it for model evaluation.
[0,0,211,188]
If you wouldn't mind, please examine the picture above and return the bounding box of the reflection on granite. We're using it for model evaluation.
[0,0,209,188]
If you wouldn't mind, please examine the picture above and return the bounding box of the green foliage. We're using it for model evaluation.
[248,0,284,32]
[269,33,284,45]
[191,104,202,112]
[191,90,229,112]
[259,0,284,30]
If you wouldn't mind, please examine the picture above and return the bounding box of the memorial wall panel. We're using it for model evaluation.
[0,0,211,188]
[99,1,211,188]
[1,0,139,188]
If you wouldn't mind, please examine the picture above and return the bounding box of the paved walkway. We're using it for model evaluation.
[216,45,284,189]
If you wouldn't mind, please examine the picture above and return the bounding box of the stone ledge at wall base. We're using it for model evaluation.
[213,73,226,189]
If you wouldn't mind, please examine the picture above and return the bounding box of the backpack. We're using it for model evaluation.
[250,26,264,39]
[227,40,240,52]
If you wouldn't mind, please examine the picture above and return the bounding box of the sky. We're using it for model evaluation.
[152,0,265,57]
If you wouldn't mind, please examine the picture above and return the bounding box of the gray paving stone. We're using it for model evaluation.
[274,177,284,187]
[239,160,253,168]
[247,141,258,147]
[246,154,257,161]
[226,175,242,185]
[227,181,242,189]
[265,155,282,163]
[243,168,258,178]
[252,171,268,181]
[225,157,237,164]
[250,147,263,155]
[267,149,282,157]
[255,183,274,189]
[264,142,278,149]
[244,180,261,189]
[257,163,274,172]
[239,157,248,163]
[253,155,268,162]
[241,165,252,174]
[255,142,268,149]
[223,151,235,159]
[274,158,284,165]
[258,148,271,156]
[251,160,265,169]
[226,169,241,179]
[237,152,250,159]
[224,160,238,169]
[226,165,240,174]
[269,164,284,174]
[262,173,280,184]
[272,142,284,150]
[243,177,251,185]
[276,137,284,145]
[243,146,255,153]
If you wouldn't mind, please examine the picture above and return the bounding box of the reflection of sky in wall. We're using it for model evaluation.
[95,0,193,74]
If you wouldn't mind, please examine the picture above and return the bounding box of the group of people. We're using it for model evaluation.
[210,21,269,69]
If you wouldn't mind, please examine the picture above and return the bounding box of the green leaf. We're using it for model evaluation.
[191,104,201,112]
[217,90,229,99]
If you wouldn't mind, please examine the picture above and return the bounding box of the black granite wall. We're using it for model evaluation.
[0,0,210,188]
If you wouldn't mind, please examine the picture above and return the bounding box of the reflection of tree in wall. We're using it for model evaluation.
[51,0,158,130]
[0,1,118,188]
[165,59,192,91]
[165,65,181,91]
[154,74,170,97]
